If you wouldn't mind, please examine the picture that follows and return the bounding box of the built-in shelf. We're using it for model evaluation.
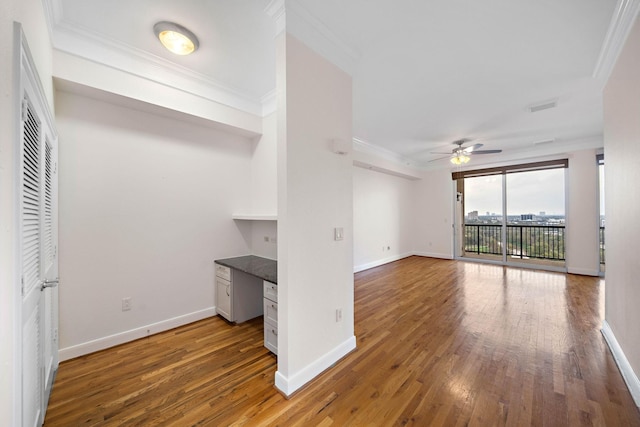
[232,214,278,221]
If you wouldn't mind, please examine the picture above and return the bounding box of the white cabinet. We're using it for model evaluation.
[215,262,264,323]
[263,281,278,354]
[215,265,232,321]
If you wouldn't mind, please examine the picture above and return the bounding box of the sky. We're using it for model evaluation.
[464,168,566,216]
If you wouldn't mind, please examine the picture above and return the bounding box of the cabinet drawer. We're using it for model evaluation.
[264,323,278,355]
[263,298,278,327]
[263,281,277,302]
[215,264,231,281]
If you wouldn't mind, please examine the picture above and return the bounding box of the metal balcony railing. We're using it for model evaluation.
[464,224,566,261]
[464,224,502,256]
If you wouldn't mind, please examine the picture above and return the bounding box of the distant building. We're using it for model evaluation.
[539,211,546,216]
[468,210,479,220]
[521,214,534,221]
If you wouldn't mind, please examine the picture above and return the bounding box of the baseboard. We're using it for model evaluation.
[353,253,413,273]
[602,320,640,408]
[59,307,216,361]
[275,335,356,397]
[567,267,599,276]
[413,251,454,260]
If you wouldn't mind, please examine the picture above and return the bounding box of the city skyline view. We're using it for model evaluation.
[464,168,566,216]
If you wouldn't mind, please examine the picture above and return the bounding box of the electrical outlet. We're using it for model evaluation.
[336,308,342,322]
[122,297,132,312]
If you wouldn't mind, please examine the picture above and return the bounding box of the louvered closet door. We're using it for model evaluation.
[21,93,45,427]
[20,73,59,427]
[41,135,58,407]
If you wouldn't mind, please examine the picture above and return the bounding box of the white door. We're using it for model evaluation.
[19,27,59,427]
[41,136,59,409]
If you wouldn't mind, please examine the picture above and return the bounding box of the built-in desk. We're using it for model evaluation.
[214,255,277,323]
[214,255,278,354]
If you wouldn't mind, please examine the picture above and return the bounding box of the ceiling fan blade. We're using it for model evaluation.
[463,143,484,153]
[429,151,454,154]
[471,149,502,154]
[427,155,452,162]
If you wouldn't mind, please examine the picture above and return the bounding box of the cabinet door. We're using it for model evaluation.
[216,278,232,321]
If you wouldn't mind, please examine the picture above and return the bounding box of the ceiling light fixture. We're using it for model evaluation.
[154,21,199,55]
[450,152,470,165]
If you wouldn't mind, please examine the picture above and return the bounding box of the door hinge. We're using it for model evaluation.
[21,98,29,122]
[54,161,58,174]
[21,275,25,296]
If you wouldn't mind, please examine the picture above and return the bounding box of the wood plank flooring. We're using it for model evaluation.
[43,256,640,426]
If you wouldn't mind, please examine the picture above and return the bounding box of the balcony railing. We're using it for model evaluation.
[464,224,566,261]
[464,224,502,255]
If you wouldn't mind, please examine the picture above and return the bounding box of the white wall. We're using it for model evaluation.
[251,112,278,214]
[243,111,279,260]
[0,0,53,424]
[413,169,456,259]
[603,14,640,404]
[55,89,256,359]
[276,33,355,395]
[566,149,600,276]
[353,166,415,271]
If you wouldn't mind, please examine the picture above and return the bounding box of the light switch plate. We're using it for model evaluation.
[334,227,344,241]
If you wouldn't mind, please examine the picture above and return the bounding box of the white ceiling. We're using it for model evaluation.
[50,0,619,168]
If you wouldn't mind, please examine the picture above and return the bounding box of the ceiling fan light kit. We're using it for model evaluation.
[430,139,503,165]
[450,152,471,165]
[154,21,199,55]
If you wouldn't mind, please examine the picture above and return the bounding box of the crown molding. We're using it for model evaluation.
[261,89,277,116]
[40,0,62,39]
[284,1,361,76]
[42,0,277,118]
[265,0,286,36]
[593,0,640,82]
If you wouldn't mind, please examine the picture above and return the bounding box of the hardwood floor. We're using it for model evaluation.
[44,256,640,426]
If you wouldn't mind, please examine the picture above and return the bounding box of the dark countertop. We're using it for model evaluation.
[215,255,277,284]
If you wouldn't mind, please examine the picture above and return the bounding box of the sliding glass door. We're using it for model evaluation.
[462,175,503,261]
[505,168,565,266]
[455,160,566,267]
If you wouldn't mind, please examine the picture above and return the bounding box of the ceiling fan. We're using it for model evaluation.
[430,139,502,165]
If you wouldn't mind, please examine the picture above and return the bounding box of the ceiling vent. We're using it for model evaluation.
[528,100,558,113]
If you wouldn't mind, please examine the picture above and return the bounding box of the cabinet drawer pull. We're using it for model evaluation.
[272,329,277,336]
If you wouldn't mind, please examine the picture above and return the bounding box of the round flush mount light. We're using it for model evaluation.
[153,21,199,55]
